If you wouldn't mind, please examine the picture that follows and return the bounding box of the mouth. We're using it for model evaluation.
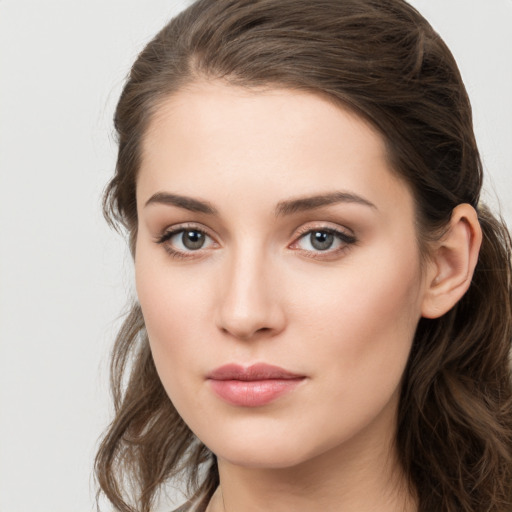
[207,363,306,407]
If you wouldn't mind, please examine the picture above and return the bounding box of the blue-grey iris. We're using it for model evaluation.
[182,230,205,250]
[311,231,334,250]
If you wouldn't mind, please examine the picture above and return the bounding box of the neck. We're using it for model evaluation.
[207,404,417,512]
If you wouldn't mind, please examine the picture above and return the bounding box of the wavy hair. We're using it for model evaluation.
[95,1,512,511]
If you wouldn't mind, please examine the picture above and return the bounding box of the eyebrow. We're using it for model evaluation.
[144,190,376,216]
[275,191,377,216]
[144,192,218,214]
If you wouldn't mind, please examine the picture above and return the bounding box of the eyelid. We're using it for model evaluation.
[155,222,219,259]
[291,222,356,243]
[292,221,355,238]
[154,221,356,260]
[156,222,217,242]
[288,223,357,258]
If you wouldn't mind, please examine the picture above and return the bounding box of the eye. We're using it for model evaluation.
[292,227,356,255]
[172,229,209,250]
[156,226,216,257]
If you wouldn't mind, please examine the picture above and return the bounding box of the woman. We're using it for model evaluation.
[95,0,512,511]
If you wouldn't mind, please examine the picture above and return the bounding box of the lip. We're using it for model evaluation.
[207,363,305,407]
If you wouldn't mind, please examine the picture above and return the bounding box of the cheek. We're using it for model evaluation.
[134,245,209,376]
[278,247,423,451]
[289,243,423,381]
[135,259,215,423]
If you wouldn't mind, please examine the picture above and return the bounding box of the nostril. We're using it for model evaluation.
[215,268,286,340]
[220,324,275,341]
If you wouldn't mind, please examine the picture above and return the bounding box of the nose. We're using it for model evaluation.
[215,247,286,341]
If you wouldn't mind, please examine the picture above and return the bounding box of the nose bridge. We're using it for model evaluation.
[216,238,284,340]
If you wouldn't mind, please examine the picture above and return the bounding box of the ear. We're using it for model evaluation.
[421,204,482,319]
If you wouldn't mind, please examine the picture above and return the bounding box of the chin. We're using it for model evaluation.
[215,444,311,470]
[200,424,334,471]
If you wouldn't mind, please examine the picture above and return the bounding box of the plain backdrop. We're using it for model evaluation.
[0,1,511,511]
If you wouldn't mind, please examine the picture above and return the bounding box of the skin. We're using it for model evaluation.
[134,81,481,512]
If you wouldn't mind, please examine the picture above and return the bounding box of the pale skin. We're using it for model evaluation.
[134,80,482,512]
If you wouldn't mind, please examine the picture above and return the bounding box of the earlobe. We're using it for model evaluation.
[421,204,482,319]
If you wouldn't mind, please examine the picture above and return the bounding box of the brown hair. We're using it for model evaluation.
[95,1,512,511]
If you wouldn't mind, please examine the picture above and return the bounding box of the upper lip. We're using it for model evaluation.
[207,363,304,381]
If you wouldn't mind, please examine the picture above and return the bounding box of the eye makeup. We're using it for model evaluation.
[289,225,357,260]
[155,223,217,260]
[154,221,357,261]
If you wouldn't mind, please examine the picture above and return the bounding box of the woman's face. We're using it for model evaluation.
[135,81,430,469]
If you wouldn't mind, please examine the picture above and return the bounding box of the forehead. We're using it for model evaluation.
[142,80,382,164]
[137,80,413,219]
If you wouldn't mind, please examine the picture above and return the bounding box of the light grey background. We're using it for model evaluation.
[0,1,510,511]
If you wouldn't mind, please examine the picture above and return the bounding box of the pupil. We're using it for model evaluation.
[183,230,205,250]
[311,231,334,251]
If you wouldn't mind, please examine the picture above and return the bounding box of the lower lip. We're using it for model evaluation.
[209,378,304,407]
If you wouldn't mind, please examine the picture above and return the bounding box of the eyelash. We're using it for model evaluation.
[156,225,215,260]
[291,225,357,260]
[155,224,357,260]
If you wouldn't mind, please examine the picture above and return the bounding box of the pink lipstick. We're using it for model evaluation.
[207,363,305,407]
